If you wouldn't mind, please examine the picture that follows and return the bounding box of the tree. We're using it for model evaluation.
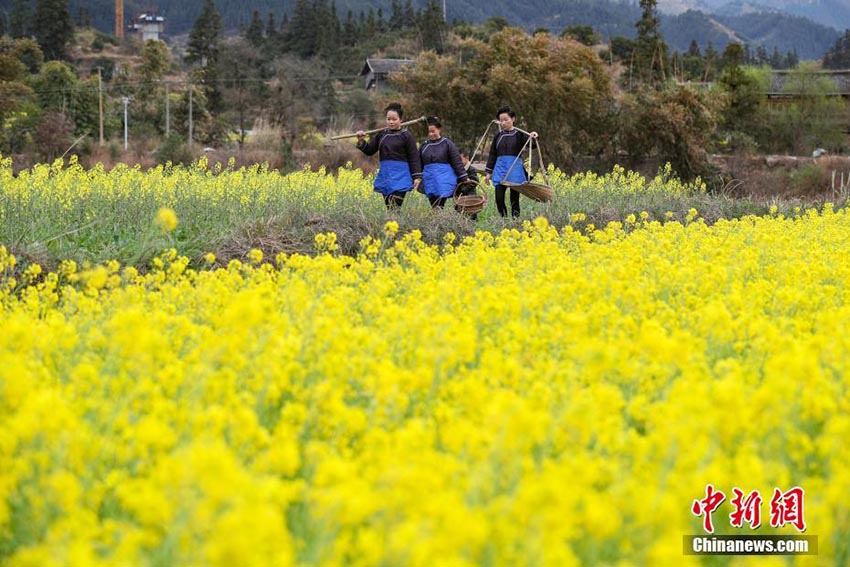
[785,49,800,69]
[403,0,415,26]
[418,0,446,53]
[140,40,170,85]
[769,47,782,69]
[71,75,100,138]
[717,43,763,145]
[32,111,74,160]
[27,60,76,111]
[0,55,27,82]
[135,40,171,133]
[394,28,616,163]
[561,25,598,46]
[287,0,318,57]
[0,80,37,122]
[342,10,358,45]
[33,0,74,61]
[620,84,719,179]
[186,0,223,67]
[318,0,341,58]
[26,60,97,137]
[764,63,848,154]
[687,40,701,58]
[0,81,39,153]
[365,8,376,37]
[244,10,265,48]
[172,84,214,143]
[268,55,338,145]
[390,0,403,30]
[218,37,269,146]
[483,17,509,35]
[823,30,850,69]
[10,0,31,38]
[265,12,278,44]
[186,0,223,112]
[610,36,635,62]
[673,40,704,81]
[377,7,386,32]
[703,42,718,81]
[632,0,668,87]
[91,56,115,81]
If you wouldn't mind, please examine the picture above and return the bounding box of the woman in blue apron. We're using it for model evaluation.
[419,116,468,209]
[484,105,538,218]
[356,102,422,209]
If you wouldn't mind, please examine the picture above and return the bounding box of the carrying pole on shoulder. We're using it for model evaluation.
[330,116,427,140]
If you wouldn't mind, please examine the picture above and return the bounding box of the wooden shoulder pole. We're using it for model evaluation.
[330,116,427,140]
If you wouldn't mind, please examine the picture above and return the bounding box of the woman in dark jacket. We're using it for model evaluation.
[484,105,538,218]
[356,102,422,209]
[419,116,468,209]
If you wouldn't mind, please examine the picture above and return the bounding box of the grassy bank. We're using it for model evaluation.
[0,156,828,270]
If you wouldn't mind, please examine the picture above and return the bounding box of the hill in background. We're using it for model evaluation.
[0,0,841,59]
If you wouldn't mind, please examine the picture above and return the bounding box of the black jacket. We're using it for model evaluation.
[357,128,422,179]
[419,137,468,180]
[485,129,534,175]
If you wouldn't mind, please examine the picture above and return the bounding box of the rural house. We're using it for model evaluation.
[129,13,166,42]
[359,58,414,90]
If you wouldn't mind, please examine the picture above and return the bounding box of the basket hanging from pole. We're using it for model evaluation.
[453,179,487,214]
[501,133,553,203]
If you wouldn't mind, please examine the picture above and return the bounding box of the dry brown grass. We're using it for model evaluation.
[712,154,850,201]
[212,206,479,265]
[296,142,376,174]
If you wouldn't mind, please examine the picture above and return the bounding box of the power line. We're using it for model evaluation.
[21,79,363,100]
[23,75,362,97]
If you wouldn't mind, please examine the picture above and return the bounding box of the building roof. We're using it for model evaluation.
[360,58,414,76]
[768,69,850,95]
[136,13,165,23]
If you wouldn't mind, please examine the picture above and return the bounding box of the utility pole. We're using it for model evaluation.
[165,82,170,136]
[121,96,130,150]
[97,67,104,145]
[442,0,446,22]
[188,87,193,147]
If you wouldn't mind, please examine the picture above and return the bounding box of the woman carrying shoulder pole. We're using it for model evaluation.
[356,102,422,210]
[484,105,538,219]
[419,116,468,209]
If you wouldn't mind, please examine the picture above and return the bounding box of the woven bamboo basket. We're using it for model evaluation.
[500,128,553,203]
[502,180,553,203]
[453,179,487,214]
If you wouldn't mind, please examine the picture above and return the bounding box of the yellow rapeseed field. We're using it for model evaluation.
[2,198,850,564]
[0,156,715,266]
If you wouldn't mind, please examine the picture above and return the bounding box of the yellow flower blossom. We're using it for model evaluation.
[247,249,263,265]
[155,207,178,233]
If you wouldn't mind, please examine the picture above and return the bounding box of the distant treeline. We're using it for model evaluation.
[0,0,840,58]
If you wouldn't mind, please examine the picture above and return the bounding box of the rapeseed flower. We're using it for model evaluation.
[154,207,178,233]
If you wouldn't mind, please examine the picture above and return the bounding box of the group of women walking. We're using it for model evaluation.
[355,102,538,218]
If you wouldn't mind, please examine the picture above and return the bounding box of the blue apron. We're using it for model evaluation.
[492,154,527,185]
[374,160,413,196]
[423,163,458,199]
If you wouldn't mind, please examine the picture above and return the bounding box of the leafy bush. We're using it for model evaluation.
[155,133,194,166]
